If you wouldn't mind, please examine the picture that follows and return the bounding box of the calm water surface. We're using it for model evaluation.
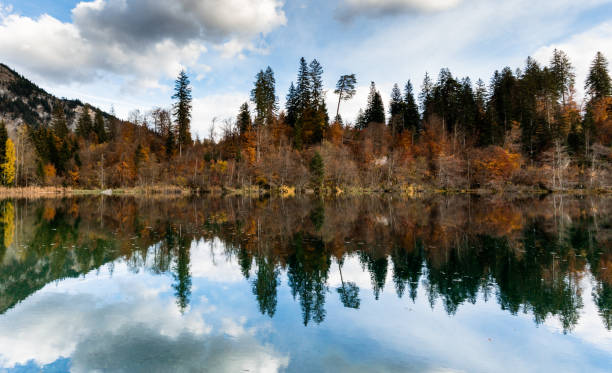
[0,196,611,372]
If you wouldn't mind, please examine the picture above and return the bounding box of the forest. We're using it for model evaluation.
[1,49,611,193]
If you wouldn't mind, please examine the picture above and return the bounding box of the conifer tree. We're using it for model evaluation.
[419,72,433,115]
[251,67,278,127]
[93,110,107,143]
[364,82,385,125]
[51,102,69,139]
[307,59,328,143]
[550,49,575,107]
[296,58,312,112]
[355,109,367,130]
[237,102,252,135]
[334,74,357,122]
[172,70,193,153]
[585,51,611,101]
[309,151,324,192]
[389,83,404,133]
[403,80,420,133]
[286,82,298,128]
[76,106,93,139]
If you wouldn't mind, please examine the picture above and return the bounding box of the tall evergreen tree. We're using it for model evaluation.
[419,72,433,116]
[334,74,357,122]
[286,82,299,128]
[172,70,193,152]
[389,83,404,133]
[76,106,93,139]
[550,49,575,107]
[308,59,328,143]
[237,102,252,135]
[296,58,312,112]
[403,80,420,133]
[585,51,612,101]
[93,110,107,143]
[51,102,69,139]
[364,82,385,125]
[251,67,278,126]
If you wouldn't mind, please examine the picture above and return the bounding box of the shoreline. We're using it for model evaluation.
[0,184,610,199]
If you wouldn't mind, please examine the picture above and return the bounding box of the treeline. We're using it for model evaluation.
[1,50,611,191]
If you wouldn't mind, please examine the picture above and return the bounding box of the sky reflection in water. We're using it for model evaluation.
[0,196,610,372]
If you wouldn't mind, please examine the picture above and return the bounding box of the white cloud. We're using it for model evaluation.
[533,22,612,103]
[0,0,286,87]
[337,0,462,20]
[0,274,289,372]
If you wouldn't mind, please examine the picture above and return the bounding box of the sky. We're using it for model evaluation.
[1,0,612,138]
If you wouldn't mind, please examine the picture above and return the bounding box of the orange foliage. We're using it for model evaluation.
[327,122,344,146]
[471,146,521,184]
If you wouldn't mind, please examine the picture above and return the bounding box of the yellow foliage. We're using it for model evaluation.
[43,163,57,182]
[1,202,14,248]
[210,160,228,173]
[279,185,295,198]
[2,139,15,185]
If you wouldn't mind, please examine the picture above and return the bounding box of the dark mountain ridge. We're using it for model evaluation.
[0,63,115,130]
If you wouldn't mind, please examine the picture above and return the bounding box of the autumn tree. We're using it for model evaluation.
[2,139,15,185]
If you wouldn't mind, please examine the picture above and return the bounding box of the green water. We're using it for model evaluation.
[0,195,610,372]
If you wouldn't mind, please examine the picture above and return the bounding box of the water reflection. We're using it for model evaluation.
[0,195,611,370]
[0,196,611,332]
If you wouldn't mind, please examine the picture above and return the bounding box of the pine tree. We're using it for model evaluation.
[172,70,193,153]
[364,82,385,125]
[389,83,404,133]
[250,67,278,127]
[550,49,575,107]
[93,110,107,143]
[2,139,15,186]
[419,72,433,115]
[309,151,324,192]
[51,102,69,139]
[355,109,367,130]
[286,82,298,128]
[403,80,420,133]
[296,58,312,113]
[334,74,357,122]
[237,102,252,135]
[76,106,93,139]
[307,59,328,143]
[585,51,611,101]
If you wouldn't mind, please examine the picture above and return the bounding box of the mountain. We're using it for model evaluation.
[0,63,114,130]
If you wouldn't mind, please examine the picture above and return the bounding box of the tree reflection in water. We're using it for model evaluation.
[0,195,611,332]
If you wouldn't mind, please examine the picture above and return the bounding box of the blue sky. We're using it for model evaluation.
[1,0,612,138]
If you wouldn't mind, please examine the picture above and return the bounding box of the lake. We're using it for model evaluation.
[0,195,611,372]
